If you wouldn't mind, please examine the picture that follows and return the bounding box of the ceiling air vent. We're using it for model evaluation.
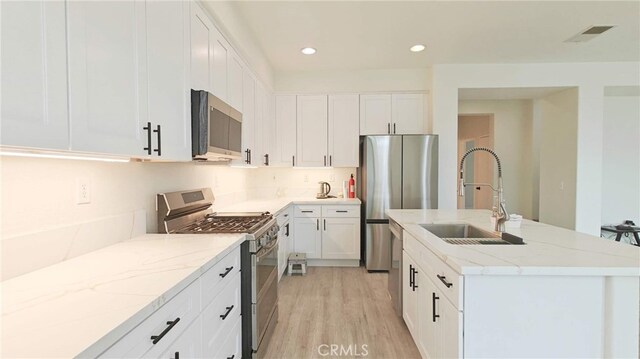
[565,25,616,42]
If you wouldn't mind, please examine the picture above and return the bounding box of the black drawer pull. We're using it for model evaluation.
[437,274,453,288]
[153,124,161,156]
[219,266,234,278]
[336,210,348,213]
[172,352,179,359]
[432,292,440,322]
[151,317,180,344]
[409,265,414,288]
[227,355,235,359]
[143,122,152,155]
[413,268,419,291]
[220,305,234,320]
[301,210,313,213]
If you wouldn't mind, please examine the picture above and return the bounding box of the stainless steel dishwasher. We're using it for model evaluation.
[388,219,403,317]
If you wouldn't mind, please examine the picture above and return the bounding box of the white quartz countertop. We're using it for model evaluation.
[387,209,640,276]
[219,197,361,215]
[1,233,246,358]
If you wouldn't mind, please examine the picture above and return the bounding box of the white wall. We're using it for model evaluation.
[601,95,640,225]
[431,62,640,235]
[535,88,579,229]
[275,68,430,93]
[458,100,534,219]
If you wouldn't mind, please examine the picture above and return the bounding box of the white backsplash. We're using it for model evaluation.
[0,155,356,280]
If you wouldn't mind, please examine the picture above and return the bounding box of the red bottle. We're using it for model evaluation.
[348,174,355,199]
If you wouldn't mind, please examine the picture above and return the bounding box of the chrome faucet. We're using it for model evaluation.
[458,147,510,232]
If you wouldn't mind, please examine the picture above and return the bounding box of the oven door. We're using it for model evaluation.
[252,236,279,352]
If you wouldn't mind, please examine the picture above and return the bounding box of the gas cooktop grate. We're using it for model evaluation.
[176,213,271,234]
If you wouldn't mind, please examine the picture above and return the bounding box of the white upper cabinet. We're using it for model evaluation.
[190,4,213,93]
[360,94,392,135]
[234,69,255,165]
[328,94,360,167]
[1,1,69,150]
[392,93,425,134]
[145,0,191,161]
[227,49,243,112]
[296,95,328,167]
[67,1,148,157]
[273,95,297,167]
[211,27,228,101]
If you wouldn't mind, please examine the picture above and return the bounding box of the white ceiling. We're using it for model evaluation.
[231,1,640,72]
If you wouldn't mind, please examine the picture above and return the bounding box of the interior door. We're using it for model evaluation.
[296,95,328,167]
[475,135,494,209]
[1,1,69,150]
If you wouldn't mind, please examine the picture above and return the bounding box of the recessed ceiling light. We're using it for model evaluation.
[410,44,425,52]
[301,47,317,55]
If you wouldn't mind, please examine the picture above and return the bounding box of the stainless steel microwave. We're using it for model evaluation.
[191,90,242,161]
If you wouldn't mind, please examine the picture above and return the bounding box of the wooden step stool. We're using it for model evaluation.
[287,252,307,276]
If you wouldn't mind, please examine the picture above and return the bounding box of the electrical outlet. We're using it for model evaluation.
[76,178,91,204]
[560,181,565,191]
[304,174,308,183]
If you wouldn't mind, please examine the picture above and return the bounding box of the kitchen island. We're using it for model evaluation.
[388,209,640,359]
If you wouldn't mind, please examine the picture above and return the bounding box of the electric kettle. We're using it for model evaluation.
[316,181,332,199]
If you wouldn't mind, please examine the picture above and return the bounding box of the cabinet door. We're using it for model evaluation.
[293,217,322,259]
[437,294,462,359]
[227,49,243,112]
[296,95,328,167]
[233,69,255,165]
[156,317,202,359]
[211,27,228,101]
[67,1,147,157]
[359,94,392,135]
[328,94,359,167]
[322,217,360,259]
[146,0,190,161]
[190,4,212,92]
[261,91,275,166]
[402,251,419,339]
[392,93,425,134]
[417,271,438,359]
[1,1,69,150]
[273,95,297,167]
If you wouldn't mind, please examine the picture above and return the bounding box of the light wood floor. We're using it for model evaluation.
[263,267,421,359]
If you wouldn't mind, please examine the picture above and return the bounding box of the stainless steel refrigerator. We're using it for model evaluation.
[358,135,438,271]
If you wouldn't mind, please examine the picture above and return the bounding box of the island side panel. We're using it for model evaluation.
[603,276,640,358]
[463,275,604,358]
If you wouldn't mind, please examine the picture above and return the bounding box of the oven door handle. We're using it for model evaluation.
[256,235,280,260]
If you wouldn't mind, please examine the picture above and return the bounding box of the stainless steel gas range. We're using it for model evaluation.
[157,188,279,359]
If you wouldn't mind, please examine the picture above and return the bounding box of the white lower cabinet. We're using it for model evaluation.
[99,244,242,359]
[402,251,419,338]
[293,205,360,263]
[277,208,293,280]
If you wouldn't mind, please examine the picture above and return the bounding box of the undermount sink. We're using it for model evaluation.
[420,223,524,245]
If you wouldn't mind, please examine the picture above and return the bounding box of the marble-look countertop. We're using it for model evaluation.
[387,209,640,276]
[218,197,361,215]
[1,233,246,358]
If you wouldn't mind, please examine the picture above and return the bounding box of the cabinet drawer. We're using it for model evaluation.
[99,279,201,358]
[201,272,241,356]
[322,205,360,218]
[404,230,463,310]
[201,245,241,307]
[211,315,242,359]
[276,206,292,225]
[294,205,321,218]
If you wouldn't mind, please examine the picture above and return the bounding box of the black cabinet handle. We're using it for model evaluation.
[143,122,152,155]
[245,149,250,164]
[412,268,418,291]
[336,210,348,213]
[172,352,179,359]
[324,219,326,231]
[264,154,269,166]
[329,155,332,166]
[409,265,414,288]
[285,223,290,236]
[387,123,391,134]
[437,274,453,288]
[292,155,295,166]
[393,123,396,134]
[432,292,440,322]
[220,305,234,320]
[227,355,235,359]
[301,210,313,213]
[316,219,319,231]
[324,155,327,166]
[153,125,161,156]
[150,317,180,344]
[219,266,234,278]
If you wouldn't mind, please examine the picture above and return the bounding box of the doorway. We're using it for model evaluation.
[457,114,495,209]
